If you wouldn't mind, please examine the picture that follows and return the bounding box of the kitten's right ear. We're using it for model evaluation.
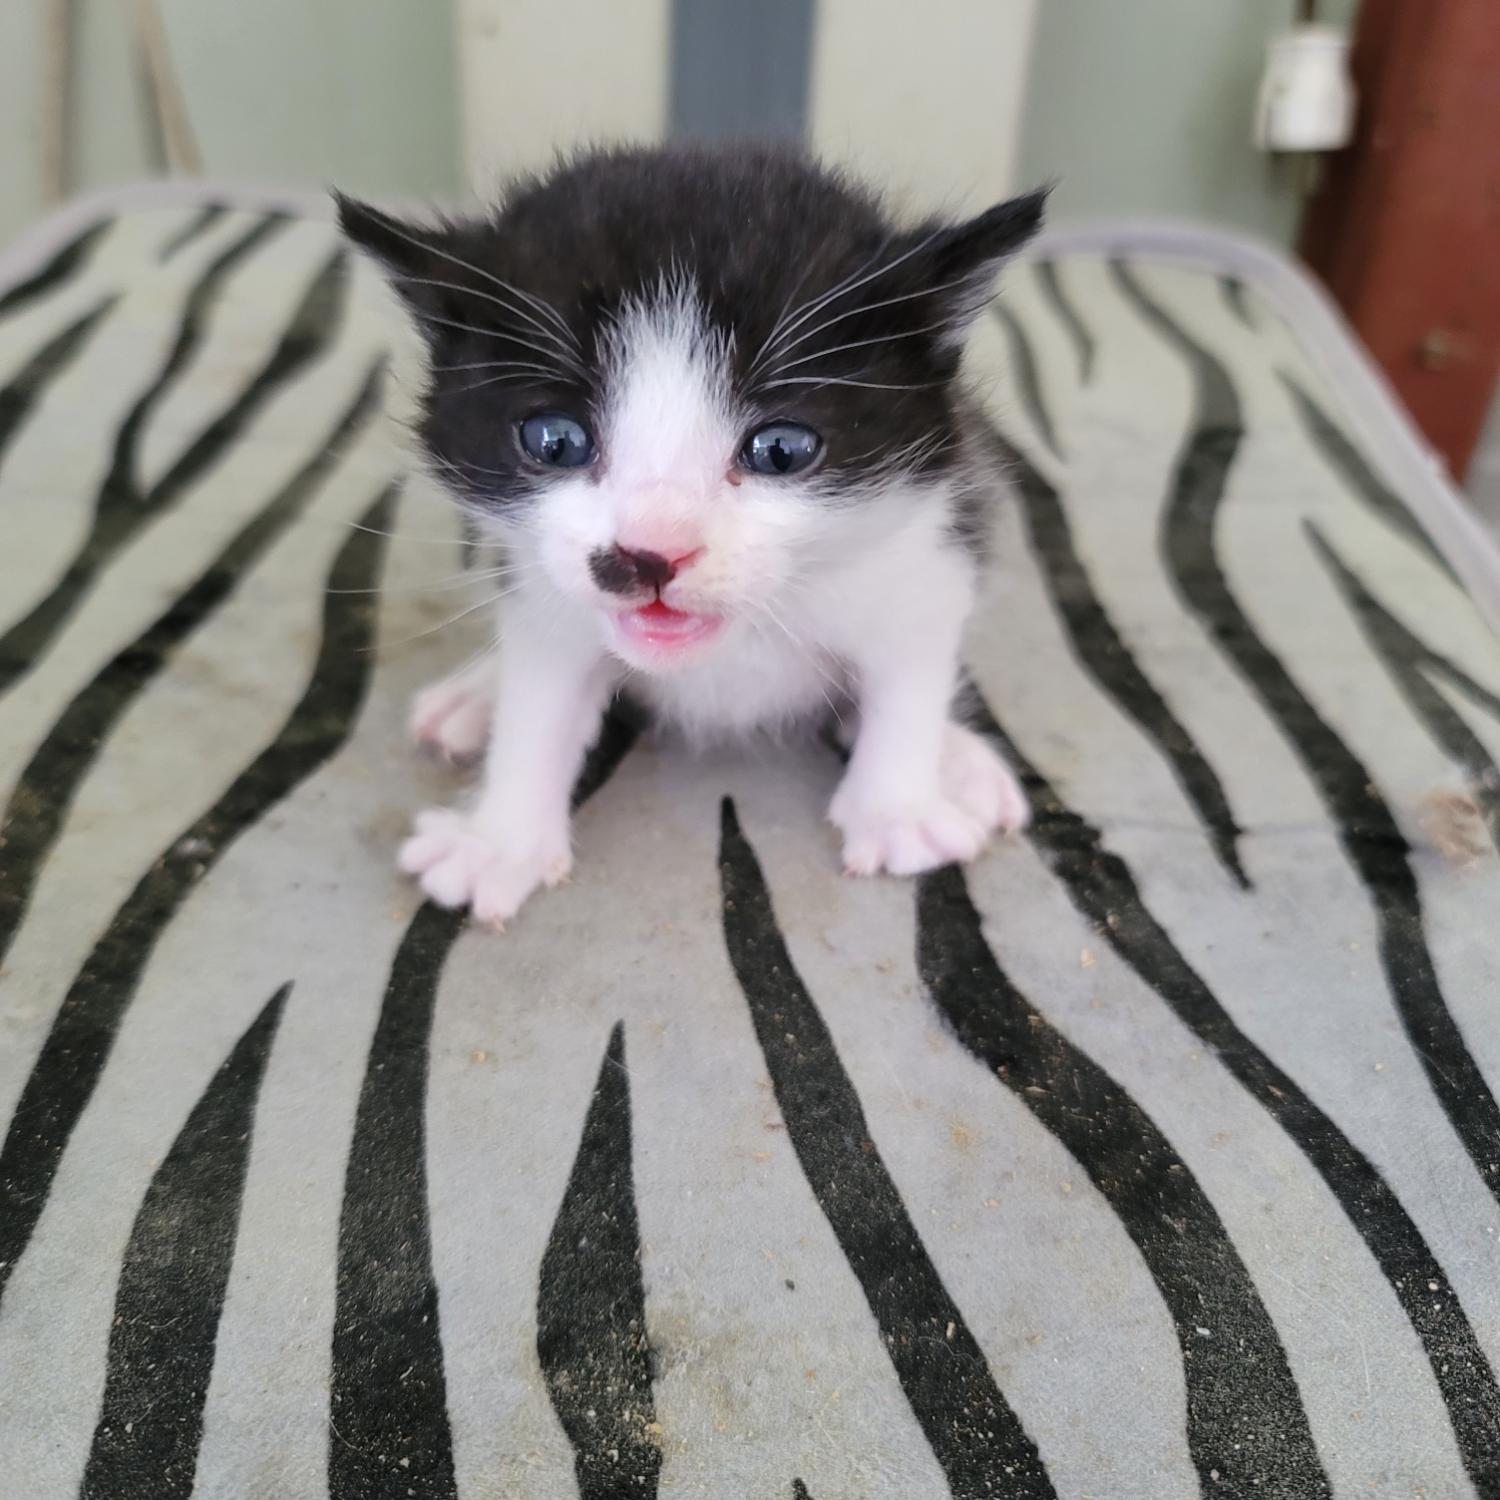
[333,191,443,290]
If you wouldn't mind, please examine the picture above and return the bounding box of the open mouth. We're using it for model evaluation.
[613,598,723,656]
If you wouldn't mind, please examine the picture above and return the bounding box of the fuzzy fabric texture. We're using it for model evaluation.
[0,195,1497,1499]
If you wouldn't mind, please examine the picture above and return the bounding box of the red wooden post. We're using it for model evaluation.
[1299,0,1500,479]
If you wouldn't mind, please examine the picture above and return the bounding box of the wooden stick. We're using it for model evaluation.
[42,0,73,202]
[132,0,203,174]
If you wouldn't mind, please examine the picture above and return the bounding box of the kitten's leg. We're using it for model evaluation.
[400,611,614,928]
[410,658,497,762]
[830,606,1028,876]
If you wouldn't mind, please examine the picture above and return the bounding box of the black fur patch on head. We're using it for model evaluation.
[336,145,1044,513]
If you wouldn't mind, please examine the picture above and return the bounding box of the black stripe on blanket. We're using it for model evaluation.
[0,221,345,694]
[962,681,1500,1489]
[328,703,644,1494]
[538,1023,662,1499]
[80,984,291,1500]
[1111,259,1500,1212]
[720,798,1056,1499]
[328,902,464,1500]
[0,219,113,322]
[0,363,386,967]
[1309,524,1500,853]
[917,864,1329,1494]
[0,297,117,472]
[0,482,394,1307]
[983,403,1249,888]
[156,204,231,261]
[1279,371,1458,585]
[1033,259,1095,384]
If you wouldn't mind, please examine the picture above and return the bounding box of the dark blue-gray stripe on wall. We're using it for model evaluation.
[670,0,815,142]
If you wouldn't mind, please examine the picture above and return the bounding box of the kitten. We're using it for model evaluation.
[337,144,1043,929]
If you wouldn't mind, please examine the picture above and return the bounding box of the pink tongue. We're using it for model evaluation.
[638,599,684,621]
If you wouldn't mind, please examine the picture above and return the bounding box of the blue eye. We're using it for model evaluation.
[519,412,594,467]
[742,422,821,476]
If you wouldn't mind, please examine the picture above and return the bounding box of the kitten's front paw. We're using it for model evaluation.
[832,793,989,877]
[830,723,1030,877]
[410,675,494,762]
[941,723,1031,835]
[398,808,571,929]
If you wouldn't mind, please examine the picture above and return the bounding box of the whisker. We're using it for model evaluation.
[750,234,905,377]
[757,257,822,362]
[429,452,514,480]
[757,375,942,393]
[340,517,469,546]
[368,585,523,653]
[414,311,585,374]
[326,565,514,597]
[760,317,954,379]
[750,598,846,728]
[833,430,955,470]
[424,359,560,375]
[397,275,582,365]
[759,271,975,376]
[354,215,580,348]
[748,225,945,378]
[443,367,564,396]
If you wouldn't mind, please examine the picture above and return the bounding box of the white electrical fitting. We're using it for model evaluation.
[1254,23,1357,153]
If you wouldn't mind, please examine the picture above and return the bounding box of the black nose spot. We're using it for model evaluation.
[623,548,675,588]
[588,546,676,595]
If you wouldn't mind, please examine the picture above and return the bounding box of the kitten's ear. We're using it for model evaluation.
[332,191,458,324]
[914,186,1048,337]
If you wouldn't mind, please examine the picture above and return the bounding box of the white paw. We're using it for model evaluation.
[829,722,1029,877]
[398,808,571,929]
[940,722,1031,835]
[410,674,494,762]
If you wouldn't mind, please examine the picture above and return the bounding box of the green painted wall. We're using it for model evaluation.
[1016,0,1360,247]
[3,2,1364,253]
[0,1,459,247]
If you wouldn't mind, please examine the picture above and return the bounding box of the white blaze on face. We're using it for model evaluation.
[527,273,848,633]
[600,278,738,559]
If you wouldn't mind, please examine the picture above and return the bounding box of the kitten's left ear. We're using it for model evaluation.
[917,186,1049,337]
[333,191,455,315]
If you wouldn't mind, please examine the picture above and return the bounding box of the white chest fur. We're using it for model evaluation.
[628,619,846,740]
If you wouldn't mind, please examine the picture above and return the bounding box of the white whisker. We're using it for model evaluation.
[749,597,847,729]
[356,215,579,348]
[444,367,564,396]
[759,317,953,380]
[340,517,467,546]
[414,311,584,378]
[425,359,562,376]
[748,225,945,378]
[397,276,582,366]
[368,585,523,653]
[759,270,974,375]
[757,375,941,393]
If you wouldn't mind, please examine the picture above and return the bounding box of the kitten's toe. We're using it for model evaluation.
[469,847,573,929]
[410,675,494,762]
[942,723,1031,834]
[398,808,569,928]
[834,798,987,877]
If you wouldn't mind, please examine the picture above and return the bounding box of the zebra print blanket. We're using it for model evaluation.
[0,190,1497,1500]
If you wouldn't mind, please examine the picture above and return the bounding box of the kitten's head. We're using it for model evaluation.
[337,145,1043,671]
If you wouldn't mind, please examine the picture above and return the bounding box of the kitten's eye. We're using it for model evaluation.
[741,422,821,476]
[519,412,594,468]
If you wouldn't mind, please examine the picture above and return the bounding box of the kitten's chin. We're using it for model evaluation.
[606,600,725,671]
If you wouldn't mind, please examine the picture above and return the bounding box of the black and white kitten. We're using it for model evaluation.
[337,144,1044,928]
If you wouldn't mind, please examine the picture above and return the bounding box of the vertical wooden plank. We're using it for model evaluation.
[1300,0,1500,478]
